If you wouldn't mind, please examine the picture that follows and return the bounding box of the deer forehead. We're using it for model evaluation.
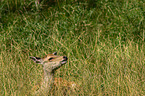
[42,54,64,62]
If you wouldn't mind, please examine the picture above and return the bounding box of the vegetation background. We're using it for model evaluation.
[0,0,144,95]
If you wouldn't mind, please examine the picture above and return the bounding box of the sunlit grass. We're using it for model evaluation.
[0,0,144,95]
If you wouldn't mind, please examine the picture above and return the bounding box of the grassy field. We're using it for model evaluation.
[0,0,144,95]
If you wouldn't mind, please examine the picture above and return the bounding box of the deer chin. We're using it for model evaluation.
[61,60,67,64]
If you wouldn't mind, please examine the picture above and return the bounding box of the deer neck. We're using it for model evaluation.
[43,70,54,84]
[39,69,54,94]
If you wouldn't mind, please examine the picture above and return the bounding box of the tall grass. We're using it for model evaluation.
[0,0,144,95]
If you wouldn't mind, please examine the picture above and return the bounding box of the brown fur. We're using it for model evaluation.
[30,52,77,95]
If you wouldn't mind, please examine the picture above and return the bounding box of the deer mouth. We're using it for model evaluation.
[61,56,68,64]
[61,60,67,64]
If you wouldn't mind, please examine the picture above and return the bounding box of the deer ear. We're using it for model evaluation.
[30,56,42,64]
[53,52,57,55]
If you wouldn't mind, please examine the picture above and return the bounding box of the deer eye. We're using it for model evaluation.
[36,57,41,59]
[48,57,54,61]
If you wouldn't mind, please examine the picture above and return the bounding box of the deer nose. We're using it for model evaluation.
[63,56,68,60]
